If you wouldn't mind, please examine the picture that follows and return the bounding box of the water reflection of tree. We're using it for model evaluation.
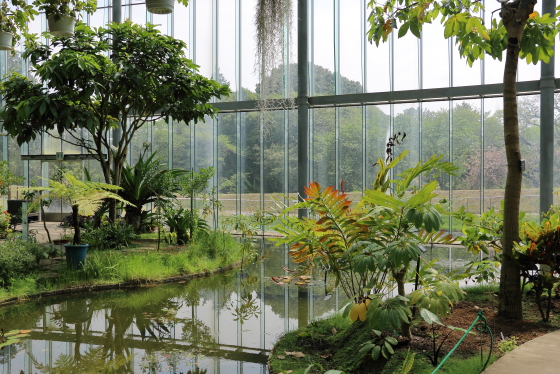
[30,346,131,374]
[226,273,260,324]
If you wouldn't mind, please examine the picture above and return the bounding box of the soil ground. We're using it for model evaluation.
[410,291,558,357]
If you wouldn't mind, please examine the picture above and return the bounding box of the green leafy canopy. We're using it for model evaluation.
[367,0,559,66]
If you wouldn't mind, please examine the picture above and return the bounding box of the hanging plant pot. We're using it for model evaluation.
[0,31,13,51]
[64,243,89,270]
[47,15,76,37]
[146,0,174,14]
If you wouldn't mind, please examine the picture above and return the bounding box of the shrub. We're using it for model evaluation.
[0,211,12,238]
[82,220,138,250]
[0,239,41,286]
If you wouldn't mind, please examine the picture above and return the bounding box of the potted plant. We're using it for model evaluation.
[32,0,96,37]
[0,0,36,50]
[146,0,174,15]
[25,171,132,269]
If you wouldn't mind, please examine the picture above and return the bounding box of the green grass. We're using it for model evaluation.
[381,350,497,374]
[0,230,245,302]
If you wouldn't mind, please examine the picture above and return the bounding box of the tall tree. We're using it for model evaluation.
[0,21,230,220]
[367,0,558,319]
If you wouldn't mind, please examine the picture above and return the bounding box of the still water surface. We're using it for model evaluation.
[0,245,341,373]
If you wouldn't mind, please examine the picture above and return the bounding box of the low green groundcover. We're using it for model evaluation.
[268,316,495,374]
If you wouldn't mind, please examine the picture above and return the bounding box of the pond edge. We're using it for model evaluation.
[0,261,241,308]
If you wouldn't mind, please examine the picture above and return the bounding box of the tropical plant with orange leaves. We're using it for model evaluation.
[514,210,560,322]
[271,149,462,340]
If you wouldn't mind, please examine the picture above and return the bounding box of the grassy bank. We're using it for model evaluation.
[268,284,560,374]
[0,230,246,304]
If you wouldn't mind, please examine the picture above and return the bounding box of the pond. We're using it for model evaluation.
[0,243,343,374]
[0,241,478,373]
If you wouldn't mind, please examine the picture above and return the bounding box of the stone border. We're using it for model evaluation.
[0,261,241,308]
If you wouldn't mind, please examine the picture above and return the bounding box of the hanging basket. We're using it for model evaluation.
[47,15,76,37]
[0,31,13,51]
[146,0,174,14]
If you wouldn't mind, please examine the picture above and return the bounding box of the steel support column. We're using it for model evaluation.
[540,0,556,215]
[297,0,309,219]
[112,0,122,151]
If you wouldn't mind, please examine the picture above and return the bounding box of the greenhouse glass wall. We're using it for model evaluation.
[1,0,559,231]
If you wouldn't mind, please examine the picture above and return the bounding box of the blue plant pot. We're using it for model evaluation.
[64,244,89,270]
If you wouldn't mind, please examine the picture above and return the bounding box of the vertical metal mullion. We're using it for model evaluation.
[168,120,173,169]
[1,51,7,211]
[334,0,340,188]
[480,98,485,213]
[212,0,218,211]
[297,0,310,219]
[237,113,242,216]
[540,0,556,215]
[448,100,453,230]
[259,112,264,216]
[448,37,453,231]
[361,0,367,193]
[308,0,314,187]
[189,1,196,171]
[236,0,241,214]
[283,6,290,206]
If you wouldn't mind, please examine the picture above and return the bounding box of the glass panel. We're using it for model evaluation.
[241,0,257,95]
[130,4,146,25]
[62,130,82,154]
[44,133,60,155]
[393,103,420,175]
[195,0,212,77]
[518,95,540,216]
[452,100,482,219]
[422,22,449,89]
[340,106,363,193]
[339,0,362,94]
[263,110,285,220]
[393,34,419,91]
[7,137,23,199]
[483,97,506,210]
[452,45,481,87]
[153,119,169,167]
[89,8,106,29]
[287,109,298,199]
[152,13,169,35]
[173,2,190,54]
[172,121,191,171]
[365,104,390,187]
[366,39,390,93]
[194,116,214,170]
[312,108,336,187]
[483,5,503,85]
[217,113,237,218]
[313,0,334,96]
[240,112,260,214]
[421,101,450,197]
[130,124,150,165]
[517,2,541,82]
[217,0,237,101]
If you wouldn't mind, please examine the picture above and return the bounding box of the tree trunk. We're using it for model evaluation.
[394,267,412,340]
[125,207,142,232]
[72,204,81,245]
[498,0,536,320]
